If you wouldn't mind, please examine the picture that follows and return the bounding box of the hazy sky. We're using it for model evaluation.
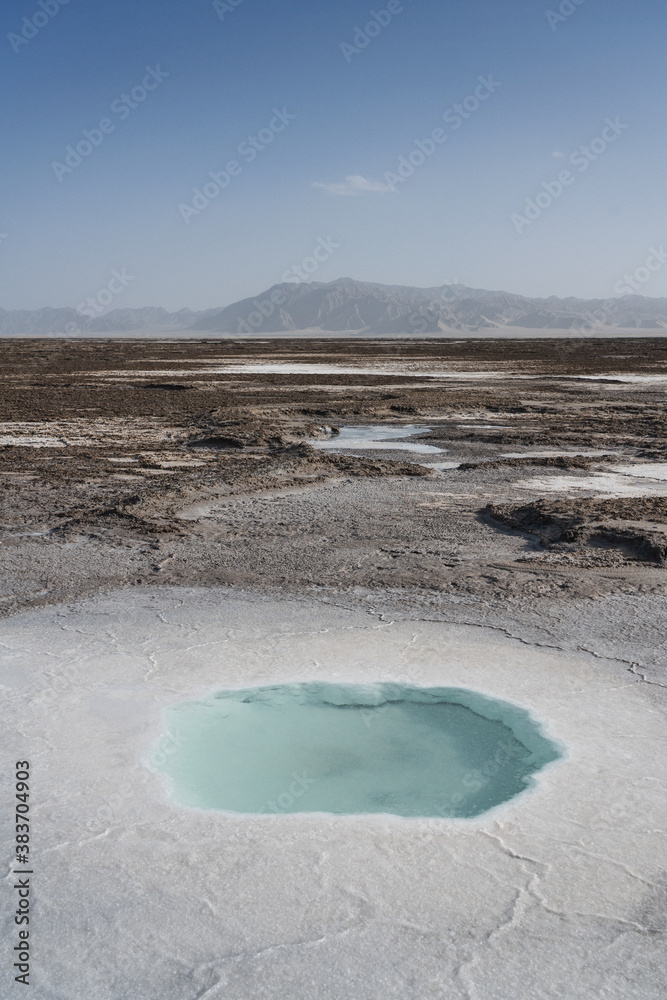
[1,0,665,311]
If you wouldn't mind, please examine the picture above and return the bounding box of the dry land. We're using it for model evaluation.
[1,337,667,629]
[2,336,667,999]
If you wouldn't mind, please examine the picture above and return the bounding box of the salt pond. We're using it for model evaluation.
[156,682,560,817]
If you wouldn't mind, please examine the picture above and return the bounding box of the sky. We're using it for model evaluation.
[1,0,665,311]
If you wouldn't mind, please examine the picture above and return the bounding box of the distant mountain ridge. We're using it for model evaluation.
[3,279,667,336]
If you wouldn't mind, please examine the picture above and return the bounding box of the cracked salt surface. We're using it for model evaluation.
[517,464,667,497]
[0,418,181,449]
[1,588,665,999]
[312,424,445,455]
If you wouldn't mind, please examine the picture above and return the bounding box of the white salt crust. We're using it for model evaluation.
[1,587,665,999]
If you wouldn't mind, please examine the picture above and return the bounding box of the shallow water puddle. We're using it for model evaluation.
[422,461,461,470]
[153,682,561,818]
[312,424,445,455]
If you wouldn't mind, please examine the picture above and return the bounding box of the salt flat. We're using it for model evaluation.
[1,587,665,1000]
[1,337,667,998]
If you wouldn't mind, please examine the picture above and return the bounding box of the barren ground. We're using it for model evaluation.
[2,337,667,1000]
[1,337,666,622]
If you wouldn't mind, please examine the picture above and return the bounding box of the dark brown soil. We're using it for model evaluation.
[486,497,667,564]
[1,337,666,616]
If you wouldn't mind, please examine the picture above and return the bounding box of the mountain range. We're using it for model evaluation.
[3,279,667,336]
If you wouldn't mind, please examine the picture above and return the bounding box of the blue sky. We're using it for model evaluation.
[1,0,665,310]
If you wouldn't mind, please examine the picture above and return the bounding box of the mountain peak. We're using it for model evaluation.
[2,280,666,336]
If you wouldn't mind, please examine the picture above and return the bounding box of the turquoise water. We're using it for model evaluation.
[153,683,561,818]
